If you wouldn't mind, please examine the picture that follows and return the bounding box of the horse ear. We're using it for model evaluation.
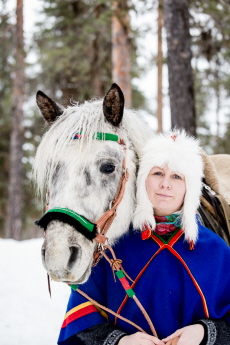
[103,83,124,127]
[36,90,65,125]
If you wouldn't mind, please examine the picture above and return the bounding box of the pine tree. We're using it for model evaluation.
[218,117,230,153]
[190,0,230,152]
[5,0,25,240]
[34,0,113,103]
[34,0,144,108]
[163,0,196,135]
[156,0,163,132]
[111,0,132,106]
[0,0,14,235]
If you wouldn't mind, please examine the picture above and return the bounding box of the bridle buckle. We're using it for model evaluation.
[124,168,129,181]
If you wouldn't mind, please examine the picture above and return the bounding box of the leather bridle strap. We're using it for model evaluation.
[95,156,129,239]
[92,153,130,265]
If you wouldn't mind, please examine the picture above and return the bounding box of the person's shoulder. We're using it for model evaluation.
[197,222,230,252]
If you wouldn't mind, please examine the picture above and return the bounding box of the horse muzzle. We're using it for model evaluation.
[40,220,95,283]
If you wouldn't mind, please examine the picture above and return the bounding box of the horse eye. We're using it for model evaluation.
[100,163,116,174]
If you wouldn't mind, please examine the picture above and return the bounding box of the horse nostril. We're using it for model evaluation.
[68,246,80,270]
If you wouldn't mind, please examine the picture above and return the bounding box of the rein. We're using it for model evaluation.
[35,131,158,338]
[68,244,157,337]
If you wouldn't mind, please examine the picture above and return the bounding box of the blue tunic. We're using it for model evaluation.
[58,224,230,344]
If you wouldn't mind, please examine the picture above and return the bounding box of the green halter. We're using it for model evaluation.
[35,207,97,241]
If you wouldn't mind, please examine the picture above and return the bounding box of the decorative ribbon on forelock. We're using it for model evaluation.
[73,132,119,142]
[171,134,178,141]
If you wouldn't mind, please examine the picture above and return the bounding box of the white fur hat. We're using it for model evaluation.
[133,129,204,243]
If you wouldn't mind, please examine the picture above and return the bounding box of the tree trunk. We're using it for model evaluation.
[92,34,104,98]
[112,0,132,107]
[5,0,24,240]
[214,59,220,153]
[163,0,196,135]
[157,0,163,132]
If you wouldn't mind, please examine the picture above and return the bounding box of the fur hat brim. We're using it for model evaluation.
[133,130,204,243]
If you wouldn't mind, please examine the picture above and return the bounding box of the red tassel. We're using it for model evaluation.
[141,228,152,240]
[189,241,195,250]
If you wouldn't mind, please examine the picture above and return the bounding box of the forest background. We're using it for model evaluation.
[1,0,230,240]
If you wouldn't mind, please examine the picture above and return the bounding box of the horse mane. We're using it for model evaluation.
[33,99,153,197]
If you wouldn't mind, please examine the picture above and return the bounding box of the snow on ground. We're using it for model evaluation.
[0,238,70,345]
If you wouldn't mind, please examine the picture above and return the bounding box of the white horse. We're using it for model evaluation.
[33,84,153,285]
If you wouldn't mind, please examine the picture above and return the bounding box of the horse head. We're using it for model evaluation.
[33,84,153,285]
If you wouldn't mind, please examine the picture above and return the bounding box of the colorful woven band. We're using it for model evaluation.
[73,132,119,142]
[35,207,97,241]
[115,270,135,298]
[69,284,79,291]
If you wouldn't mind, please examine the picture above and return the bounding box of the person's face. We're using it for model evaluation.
[145,165,186,216]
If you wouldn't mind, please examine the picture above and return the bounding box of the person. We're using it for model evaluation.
[58,130,230,345]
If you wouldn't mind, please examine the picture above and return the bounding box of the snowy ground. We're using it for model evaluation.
[0,238,70,345]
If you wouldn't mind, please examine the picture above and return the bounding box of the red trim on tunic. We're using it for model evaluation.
[150,229,184,247]
[61,305,98,328]
[168,229,184,246]
[115,230,209,324]
[167,246,209,318]
[151,234,165,248]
